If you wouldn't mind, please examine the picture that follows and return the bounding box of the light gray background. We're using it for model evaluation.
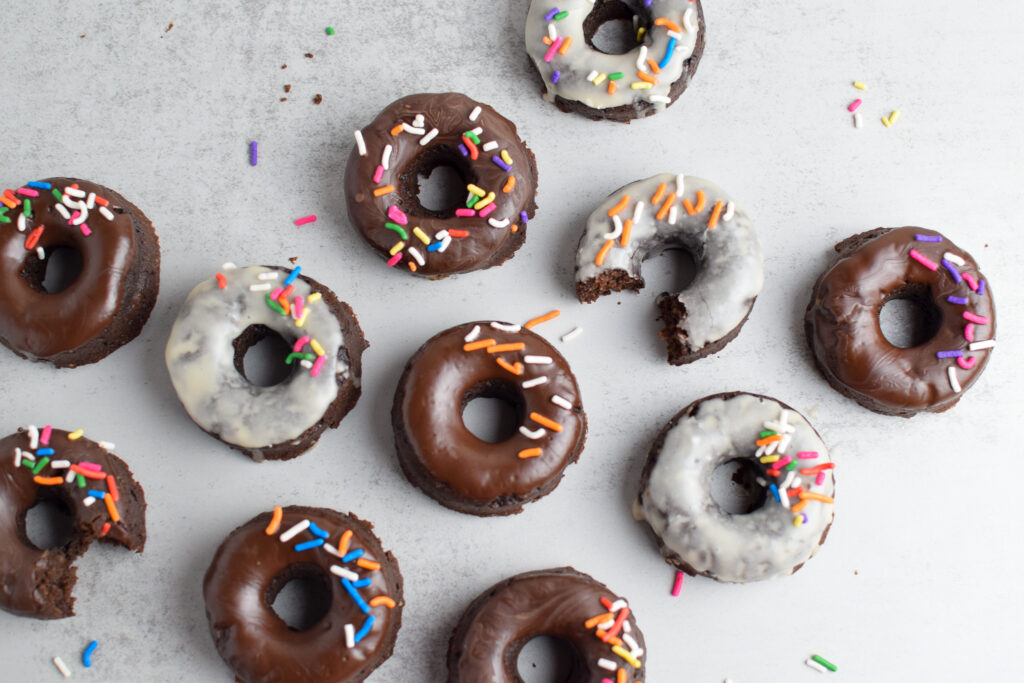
[1,1,1021,681]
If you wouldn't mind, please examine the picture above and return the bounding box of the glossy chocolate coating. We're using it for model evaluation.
[0,177,159,366]
[447,567,645,682]
[392,322,586,515]
[345,93,538,277]
[203,506,403,683]
[0,427,146,619]
[806,227,995,416]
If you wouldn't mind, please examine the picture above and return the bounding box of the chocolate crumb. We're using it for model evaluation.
[281,64,287,69]
[289,256,299,264]
[313,94,323,105]
[165,22,174,33]
[305,52,314,59]
[280,97,287,102]
[284,84,291,93]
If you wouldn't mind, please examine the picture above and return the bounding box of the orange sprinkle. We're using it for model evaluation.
[100,522,110,536]
[369,595,397,608]
[70,464,105,480]
[595,239,614,266]
[617,669,627,683]
[791,499,809,514]
[656,192,677,220]
[559,36,573,54]
[755,434,783,446]
[265,506,283,535]
[530,412,564,432]
[594,629,623,647]
[510,224,519,232]
[607,81,617,95]
[651,182,667,204]
[486,342,526,354]
[104,493,120,523]
[584,612,614,629]
[338,529,353,556]
[215,273,227,289]
[93,196,108,207]
[390,124,403,136]
[608,194,631,217]
[647,58,661,74]
[524,310,560,329]
[372,185,395,197]
[620,219,633,247]
[448,229,469,237]
[542,36,553,45]
[799,492,835,504]
[496,358,524,375]
[518,447,543,459]
[24,226,44,250]
[463,339,496,352]
[636,70,658,84]
[502,176,517,193]
[654,17,682,32]
[106,474,119,502]
[278,297,290,315]
[33,476,63,486]
[0,195,17,209]
[408,261,418,272]
[683,190,706,215]
[708,200,724,229]
[357,558,382,571]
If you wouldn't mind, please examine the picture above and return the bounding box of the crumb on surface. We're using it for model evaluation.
[284,84,291,93]
[313,94,323,105]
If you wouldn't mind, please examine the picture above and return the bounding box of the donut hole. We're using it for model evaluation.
[19,245,84,294]
[878,284,943,349]
[584,0,652,56]
[401,146,476,218]
[711,458,767,515]
[516,635,582,682]
[233,324,296,387]
[644,246,699,295]
[24,496,75,550]
[461,380,525,444]
[266,564,333,632]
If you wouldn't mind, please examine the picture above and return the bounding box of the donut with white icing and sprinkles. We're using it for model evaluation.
[447,567,646,682]
[165,264,366,461]
[634,393,835,583]
[345,93,538,277]
[525,0,706,121]
[575,173,764,365]
[203,506,403,683]
[805,227,995,416]
[0,177,160,367]
[392,317,586,515]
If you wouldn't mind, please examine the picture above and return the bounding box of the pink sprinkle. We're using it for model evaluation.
[797,451,818,459]
[957,355,977,370]
[776,454,793,468]
[69,210,81,224]
[16,187,39,197]
[962,272,979,291]
[373,165,384,183]
[963,311,989,325]
[270,287,283,300]
[294,215,317,226]
[908,248,938,271]
[455,208,476,217]
[544,37,563,63]
[478,203,497,218]
[671,570,684,597]
[848,98,862,112]
[294,296,304,320]
[387,205,408,225]
[79,223,91,236]
[293,336,310,352]
[40,425,52,446]
[387,252,403,267]
[964,322,975,342]
[311,355,327,377]
[815,472,826,486]
[79,462,102,471]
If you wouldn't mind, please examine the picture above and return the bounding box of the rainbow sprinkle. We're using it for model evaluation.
[2,181,116,262]
[753,409,835,526]
[586,595,643,681]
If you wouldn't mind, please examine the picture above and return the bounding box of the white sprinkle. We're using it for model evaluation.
[49,460,70,469]
[519,426,546,440]
[623,633,640,652]
[723,201,736,221]
[636,45,648,71]
[73,207,90,225]
[98,441,115,450]
[435,230,449,240]
[853,112,862,128]
[354,129,367,156]
[667,29,683,40]
[438,236,452,252]
[468,105,482,121]
[279,519,310,542]
[755,476,767,487]
[322,543,341,558]
[83,496,96,507]
[551,395,573,410]
[64,187,85,198]
[488,217,510,228]
[65,470,75,483]
[632,200,645,222]
[603,214,623,240]
[13,449,22,468]
[420,128,439,145]
[586,70,599,82]
[675,174,687,195]
[20,450,36,463]
[222,262,237,270]
[299,359,313,369]
[608,599,627,613]
[482,141,499,152]
[330,564,360,581]
[258,272,279,280]
[779,487,791,509]
[408,246,425,266]
[463,325,481,343]
[668,205,678,225]
[805,658,829,673]
[249,283,272,292]
[55,203,71,220]
[490,322,521,332]
[17,213,26,232]
[524,355,552,365]
[61,193,79,209]
[781,470,797,490]
[99,205,114,221]
[522,376,548,389]
[763,420,795,434]
[561,327,582,343]
[597,658,617,672]
[344,623,355,648]
[683,7,698,32]
[969,339,995,351]
[947,366,962,393]
[943,251,966,267]
[778,433,792,455]
[36,246,45,260]
[597,619,614,631]
[413,114,425,127]
[85,192,96,209]
[471,126,483,136]
[649,95,670,103]
[547,22,557,41]
[28,425,39,450]
[622,620,631,634]
[53,657,71,678]
[401,123,425,135]
[382,144,393,170]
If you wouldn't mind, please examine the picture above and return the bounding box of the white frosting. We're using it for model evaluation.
[165,266,350,455]
[634,394,835,583]
[525,0,701,111]
[575,173,764,350]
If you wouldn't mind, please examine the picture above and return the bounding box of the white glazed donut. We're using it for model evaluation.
[575,173,764,365]
[525,0,705,121]
[634,393,836,583]
[165,265,366,461]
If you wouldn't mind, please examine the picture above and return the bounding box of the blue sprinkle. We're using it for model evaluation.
[936,350,964,359]
[353,578,371,588]
[520,210,529,224]
[354,615,376,643]
[458,143,469,157]
[427,241,443,252]
[977,280,986,296]
[87,489,106,499]
[27,181,52,190]
[492,155,511,172]
[914,234,942,242]
[947,296,968,305]
[551,70,560,84]
[283,266,301,286]
[769,483,780,502]
[658,37,677,69]
[307,521,329,539]
[941,259,962,283]
[36,448,55,456]
[342,549,364,563]
[342,578,370,614]
[544,8,559,21]
[82,640,98,668]
[294,538,325,552]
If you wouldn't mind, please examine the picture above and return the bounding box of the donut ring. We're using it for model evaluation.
[345,93,538,278]
[203,506,404,683]
[806,227,995,416]
[165,264,366,461]
[525,0,706,121]
[392,320,586,515]
[447,567,646,682]
[0,425,146,619]
[575,173,764,365]
[634,392,835,583]
[0,177,160,367]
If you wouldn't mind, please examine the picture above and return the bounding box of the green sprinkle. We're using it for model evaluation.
[325,26,335,35]
[0,206,8,215]
[285,352,316,365]
[466,194,479,209]
[0,216,9,224]
[759,430,777,438]
[76,474,86,488]
[608,72,624,80]
[264,293,286,315]
[51,189,62,202]
[463,130,481,144]
[23,198,31,218]
[384,222,408,239]
[811,655,837,672]
[554,10,569,20]
[786,461,798,470]
[31,457,50,475]
[21,459,34,468]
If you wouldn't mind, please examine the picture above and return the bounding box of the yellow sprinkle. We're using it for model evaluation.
[310,339,325,356]
[853,81,867,90]
[888,109,901,125]
[630,81,652,90]
[637,27,646,41]
[307,292,322,303]
[793,515,805,527]
[67,429,84,440]
[389,241,405,256]
[593,73,607,85]
[760,455,780,463]
[475,192,495,210]
[500,149,513,166]
[611,645,641,669]
[466,183,486,197]
[413,227,430,244]
[296,309,310,327]
[881,116,891,128]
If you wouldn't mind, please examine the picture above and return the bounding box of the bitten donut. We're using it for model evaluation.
[345,93,538,278]
[204,506,404,683]
[806,227,995,416]
[575,173,763,365]
[392,318,586,515]
[165,264,366,461]
[447,567,646,682]
[0,177,160,367]
[525,0,705,121]
[0,424,146,619]
[634,393,835,583]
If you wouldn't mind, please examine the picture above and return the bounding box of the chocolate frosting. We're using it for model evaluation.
[806,227,995,416]
[203,506,403,683]
[392,321,586,515]
[447,567,646,683]
[0,427,146,619]
[345,93,538,277]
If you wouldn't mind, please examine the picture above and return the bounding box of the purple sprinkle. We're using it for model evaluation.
[936,350,964,359]
[250,141,258,166]
[520,210,529,224]
[914,234,942,242]
[947,296,968,305]
[544,8,559,21]
[941,259,962,283]
[551,70,560,84]
[458,143,469,157]
[977,279,986,296]
[492,155,512,172]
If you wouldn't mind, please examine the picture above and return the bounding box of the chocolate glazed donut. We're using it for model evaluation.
[805,227,995,416]
[392,321,586,516]
[447,567,646,682]
[0,178,160,367]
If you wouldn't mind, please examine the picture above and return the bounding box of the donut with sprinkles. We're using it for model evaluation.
[392,316,586,515]
[805,227,995,416]
[525,0,706,121]
[345,93,538,277]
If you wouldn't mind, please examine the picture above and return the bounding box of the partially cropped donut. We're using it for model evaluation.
[0,177,160,367]
[575,173,763,364]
